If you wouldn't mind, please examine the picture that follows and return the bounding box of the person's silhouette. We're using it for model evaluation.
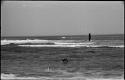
[89,33,91,41]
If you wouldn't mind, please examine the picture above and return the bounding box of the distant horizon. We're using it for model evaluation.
[1,33,124,37]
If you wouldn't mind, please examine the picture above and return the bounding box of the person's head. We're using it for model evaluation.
[62,58,68,64]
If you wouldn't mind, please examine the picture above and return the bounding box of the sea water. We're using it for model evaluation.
[1,34,124,80]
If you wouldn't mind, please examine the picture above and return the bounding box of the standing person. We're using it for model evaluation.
[89,33,91,41]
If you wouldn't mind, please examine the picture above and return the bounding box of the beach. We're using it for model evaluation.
[1,1,124,80]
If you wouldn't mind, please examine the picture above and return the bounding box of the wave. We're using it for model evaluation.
[1,39,52,45]
[54,42,94,45]
[1,73,124,80]
[18,44,124,48]
[1,39,93,45]
[1,39,124,48]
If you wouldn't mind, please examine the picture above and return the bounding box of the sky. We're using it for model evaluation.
[1,1,124,36]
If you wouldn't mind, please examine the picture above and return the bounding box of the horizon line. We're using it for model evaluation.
[1,33,124,37]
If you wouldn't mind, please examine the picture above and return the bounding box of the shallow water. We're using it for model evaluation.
[1,46,124,79]
[1,35,124,80]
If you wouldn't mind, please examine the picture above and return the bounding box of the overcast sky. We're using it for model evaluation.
[1,1,124,36]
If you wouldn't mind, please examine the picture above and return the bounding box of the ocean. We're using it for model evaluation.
[1,34,124,80]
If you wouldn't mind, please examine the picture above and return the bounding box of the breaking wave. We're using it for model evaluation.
[1,39,51,45]
[1,39,124,48]
[17,44,124,48]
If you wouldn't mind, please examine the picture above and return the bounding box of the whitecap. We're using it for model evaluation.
[1,39,51,45]
[18,44,124,48]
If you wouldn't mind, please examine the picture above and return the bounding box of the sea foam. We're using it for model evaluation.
[1,39,124,48]
[18,44,124,48]
[1,39,51,45]
[1,73,124,80]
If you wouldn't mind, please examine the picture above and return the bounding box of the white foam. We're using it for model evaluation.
[1,73,124,80]
[18,44,124,48]
[54,42,94,45]
[18,44,82,47]
[1,39,124,48]
[1,39,51,45]
[1,73,38,79]
[110,45,124,48]
[1,39,94,46]
[61,37,66,39]
[1,39,77,45]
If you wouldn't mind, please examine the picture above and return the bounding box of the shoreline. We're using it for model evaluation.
[1,73,124,80]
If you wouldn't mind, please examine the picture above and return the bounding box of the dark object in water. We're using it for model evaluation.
[62,58,68,64]
[89,33,91,41]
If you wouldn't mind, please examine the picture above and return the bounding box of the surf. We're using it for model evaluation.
[1,73,124,80]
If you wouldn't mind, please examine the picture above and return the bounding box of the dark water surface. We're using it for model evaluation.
[1,46,124,78]
[1,34,124,79]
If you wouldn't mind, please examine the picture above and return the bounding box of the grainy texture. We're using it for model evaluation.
[1,46,124,78]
